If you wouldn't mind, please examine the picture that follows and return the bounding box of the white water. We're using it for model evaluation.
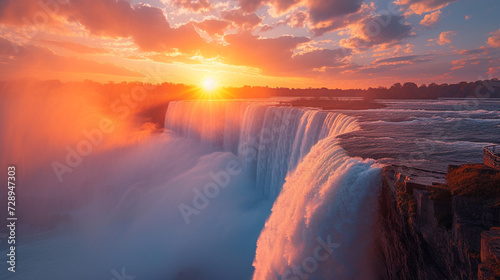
[252,140,381,280]
[166,101,382,279]
[1,99,381,280]
[165,101,363,200]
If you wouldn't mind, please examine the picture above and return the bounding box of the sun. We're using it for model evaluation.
[202,77,217,92]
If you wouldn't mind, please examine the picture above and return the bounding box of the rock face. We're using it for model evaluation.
[375,165,500,280]
[479,228,500,280]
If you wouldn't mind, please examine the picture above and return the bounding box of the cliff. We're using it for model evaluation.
[376,164,500,279]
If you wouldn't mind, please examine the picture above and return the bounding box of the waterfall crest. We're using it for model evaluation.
[164,100,361,199]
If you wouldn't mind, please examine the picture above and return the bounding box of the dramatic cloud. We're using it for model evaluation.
[373,54,432,65]
[396,0,459,15]
[220,33,350,75]
[238,0,265,13]
[194,19,231,36]
[285,11,308,28]
[173,0,212,12]
[307,0,363,24]
[0,0,495,88]
[457,48,488,56]
[238,0,366,35]
[450,57,500,75]
[222,33,308,72]
[292,48,352,70]
[63,0,210,52]
[340,15,413,50]
[0,0,60,25]
[420,10,441,28]
[222,9,262,29]
[39,40,109,54]
[487,29,500,48]
[437,31,456,45]
[270,0,302,14]
[0,37,141,78]
[260,24,274,32]
[238,0,302,14]
[0,0,210,53]
[310,2,372,36]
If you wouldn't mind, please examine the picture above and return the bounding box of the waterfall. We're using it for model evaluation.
[252,139,381,280]
[0,98,381,280]
[165,100,382,279]
[164,100,362,200]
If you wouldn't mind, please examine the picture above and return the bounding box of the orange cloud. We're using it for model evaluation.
[221,33,309,72]
[220,33,350,75]
[487,29,500,48]
[307,0,362,24]
[239,0,300,14]
[450,57,500,75]
[194,19,231,36]
[260,24,274,32]
[373,54,432,65]
[0,0,211,53]
[310,3,372,36]
[457,48,488,56]
[420,10,441,28]
[173,0,213,12]
[0,0,62,26]
[0,37,142,79]
[396,0,458,15]
[221,9,262,30]
[285,11,309,28]
[340,15,413,50]
[437,31,456,45]
[237,0,368,35]
[39,40,109,54]
[64,0,211,52]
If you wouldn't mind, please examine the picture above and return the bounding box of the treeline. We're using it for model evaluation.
[1,78,499,100]
[363,80,500,99]
[232,79,500,99]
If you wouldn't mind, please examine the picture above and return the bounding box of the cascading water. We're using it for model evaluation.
[165,100,382,279]
[1,97,381,280]
[165,101,364,200]
[251,139,381,280]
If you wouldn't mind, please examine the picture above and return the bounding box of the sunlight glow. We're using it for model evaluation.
[202,77,217,92]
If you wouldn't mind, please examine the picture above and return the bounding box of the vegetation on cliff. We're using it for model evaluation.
[446,164,500,206]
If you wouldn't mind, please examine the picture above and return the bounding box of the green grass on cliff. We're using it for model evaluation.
[447,164,500,205]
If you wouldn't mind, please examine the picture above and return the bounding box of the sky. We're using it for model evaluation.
[0,0,499,89]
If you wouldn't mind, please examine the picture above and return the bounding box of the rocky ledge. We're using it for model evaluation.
[375,164,500,280]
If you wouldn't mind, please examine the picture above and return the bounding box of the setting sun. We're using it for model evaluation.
[202,77,217,92]
[2,0,500,278]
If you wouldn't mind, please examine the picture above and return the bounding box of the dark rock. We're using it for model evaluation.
[376,165,480,280]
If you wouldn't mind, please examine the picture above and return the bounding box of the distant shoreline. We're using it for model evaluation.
[278,98,387,110]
